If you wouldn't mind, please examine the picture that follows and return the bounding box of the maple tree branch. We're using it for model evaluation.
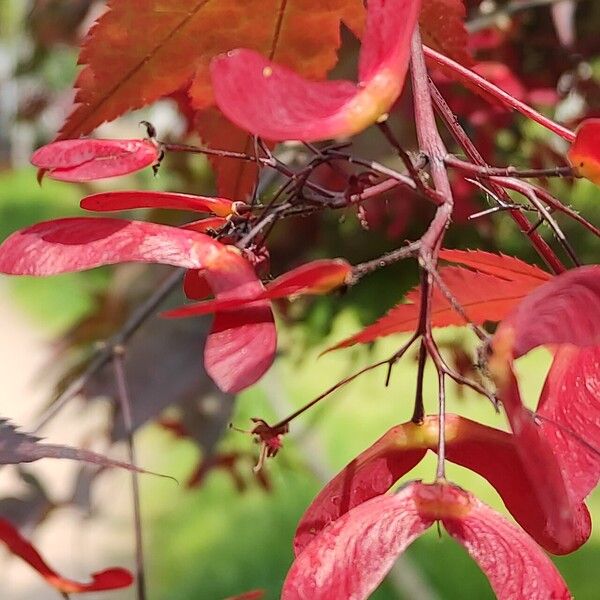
[269,359,391,431]
[411,28,457,480]
[270,333,422,432]
[444,155,575,180]
[428,78,567,274]
[378,120,444,205]
[113,349,146,600]
[492,176,581,266]
[162,141,331,197]
[327,150,418,193]
[435,370,447,480]
[349,241,421,284]
[526,183,600,239]
[423,45,576,142]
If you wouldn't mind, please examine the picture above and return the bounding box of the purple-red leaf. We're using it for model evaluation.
[211,0,420,141]
[81,191,238,217]
[285,482,570,600]
[0,419,164,478]
[0,518,133,593]
[31,138,159,181]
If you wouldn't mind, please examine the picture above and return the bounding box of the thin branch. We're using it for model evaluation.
[444,155,575,180]
[378,121,444,205]
[435,371,446,480]
[113,349,146,600]
[428,78,567,274]
[525,183,600,239]
[349,241,421,284]
[423,45,575,142]
[493,176,581,266]
[411,28,455,481]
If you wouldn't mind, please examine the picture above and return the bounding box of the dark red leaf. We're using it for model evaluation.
[211,0,420,141]
[165,259,351,318]
[31,138,159,181]
[81,190,237,217]
[0,518,133,593]
[419,0,472,66]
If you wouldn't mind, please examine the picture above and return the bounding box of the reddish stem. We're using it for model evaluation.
[423,45,576,143]
[428,80,567,274]
[411,29,455,480]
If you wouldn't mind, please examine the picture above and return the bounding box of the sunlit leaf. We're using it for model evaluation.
[31,138,159,181]
[285,482,570,600]
[81,191,238,217]
[211,0,420,141]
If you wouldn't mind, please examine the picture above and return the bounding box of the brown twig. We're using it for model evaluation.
[113,349,146,600]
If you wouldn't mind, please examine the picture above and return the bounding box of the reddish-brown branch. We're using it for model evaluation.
[428,79,567,275]
[444,155,575,180]
[423,45,576,142]
[411,29,456,481]
[113,349,146,600]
